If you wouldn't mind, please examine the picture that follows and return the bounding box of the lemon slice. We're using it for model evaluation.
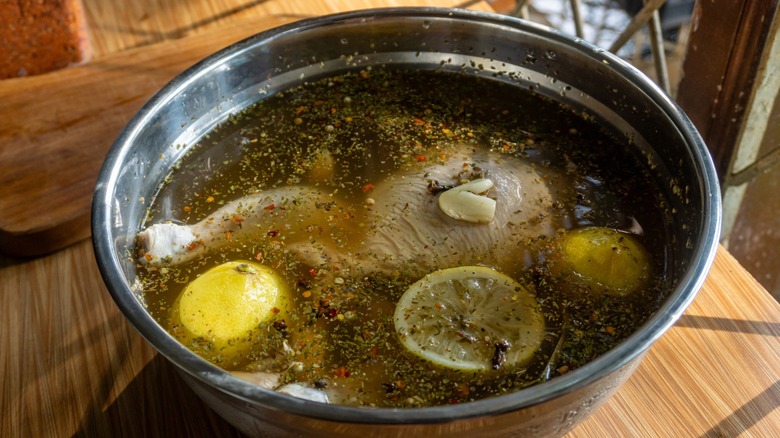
[557,227,650,296]
[171,260,290,364]
[393,266,545,372]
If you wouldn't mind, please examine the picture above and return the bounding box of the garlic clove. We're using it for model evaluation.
[437,178,496,224]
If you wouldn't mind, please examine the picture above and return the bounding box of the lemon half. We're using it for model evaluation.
[393,266,545,372]
[557,227,650,296]
[171,260,289,364]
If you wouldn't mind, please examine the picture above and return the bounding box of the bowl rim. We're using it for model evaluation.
[92,7,722,425]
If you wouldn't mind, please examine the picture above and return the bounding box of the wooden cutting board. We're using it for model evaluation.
[0,0,491,257]
[0,16,300,257]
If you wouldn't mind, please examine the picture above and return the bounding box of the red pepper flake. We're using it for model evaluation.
[267,229,279,237]
[330,107,337,114]
[231,214,244,223]
[604,325,616,335]
[187,241,199,251]
[414,155,427,162]
[309,268,318,277]
[359,70,370,79]
[294,105,306,115]
[182,205,192,213]
[557,365,570,374]
[313,100,327,106]
[206,196,215,203]
[434,303,443,309]
[333,366,350,378]
[225,231,231,241]
[264,203,275,211]
[370,345,379,356]
[255,252,263,261]
[143,253,153,262]
[502,144,511,150]
[412,117,426,125]
[361,183,375,193]
[271,307,281,314]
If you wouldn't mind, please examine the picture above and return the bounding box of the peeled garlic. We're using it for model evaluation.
[437,178,496,224]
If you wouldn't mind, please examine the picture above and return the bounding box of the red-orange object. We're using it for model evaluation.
[0,0,91,79]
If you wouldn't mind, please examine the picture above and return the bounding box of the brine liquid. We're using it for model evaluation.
[138,68,672,407]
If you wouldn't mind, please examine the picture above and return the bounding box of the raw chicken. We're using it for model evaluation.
[138,186,363,266]
[140,143,561,403]
[138,144,559,277]
[357,145,556,277]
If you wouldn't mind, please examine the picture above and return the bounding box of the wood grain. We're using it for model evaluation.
[584,248,780,436]
[2,243,779,437]
[0,15,295,256]
[676,0,780,180]
[0,0,490,257]
[2,1,779,437]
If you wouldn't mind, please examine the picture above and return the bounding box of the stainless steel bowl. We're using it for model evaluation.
[92,8,721,437]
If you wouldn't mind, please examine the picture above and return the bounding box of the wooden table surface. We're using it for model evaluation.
[2,1,780,437]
